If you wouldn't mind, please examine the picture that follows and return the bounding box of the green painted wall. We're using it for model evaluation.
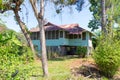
[32,31,92,51]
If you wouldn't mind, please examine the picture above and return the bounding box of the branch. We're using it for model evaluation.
[0,0,23,13]
[29,0,38,19]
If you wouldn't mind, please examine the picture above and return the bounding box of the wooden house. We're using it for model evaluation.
[30,22,93,56]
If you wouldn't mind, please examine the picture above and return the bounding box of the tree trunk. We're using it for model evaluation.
[13,9,36,59]
[39,0,48,77]
[29,0,48,77]
[101,0,107,34]
[38,19,48,77]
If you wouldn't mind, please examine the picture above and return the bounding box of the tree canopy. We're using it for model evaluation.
[88,0,120,31]
[51,0,85,13]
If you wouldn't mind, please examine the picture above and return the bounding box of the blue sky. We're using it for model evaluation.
[0,0,93,32]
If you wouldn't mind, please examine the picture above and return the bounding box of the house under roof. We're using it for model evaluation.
[30,22,86,34]
[30,22,93,56]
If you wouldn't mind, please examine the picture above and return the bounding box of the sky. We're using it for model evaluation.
[0,0,93,32]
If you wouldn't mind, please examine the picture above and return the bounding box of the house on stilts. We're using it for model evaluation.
[30,22,93,56]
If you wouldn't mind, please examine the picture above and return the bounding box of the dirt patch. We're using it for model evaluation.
[70,58,103,79]
[71,64,102,79]
[69,58,95,69]
[70,58,120,80]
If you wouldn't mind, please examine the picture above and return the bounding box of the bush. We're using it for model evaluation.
[76,46,87,57]
[0,31,34,79]
[93,37,120,78]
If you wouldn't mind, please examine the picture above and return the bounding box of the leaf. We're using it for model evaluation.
[12,38,22,46]
[0,34,2,41]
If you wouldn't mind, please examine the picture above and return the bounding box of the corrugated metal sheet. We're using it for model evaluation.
[30,22,85,34]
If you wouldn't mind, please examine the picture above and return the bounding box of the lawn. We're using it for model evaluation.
[15,56,86,80]
[29,56,80,80]
[11,56,120,80]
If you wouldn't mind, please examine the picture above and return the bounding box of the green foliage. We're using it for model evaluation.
[89,0,120,31]
[88,19,101,31]
[92,37,98,49]
[0,0,2,9]
[88,0,101,31]
[52,0,85,14]
[92,30,101,49]
[93,36,120,77]
[0,31,33,79]
[0,0,3,10]
[0,0,24,13]
[114,27,120,40]
[76,46,87,57]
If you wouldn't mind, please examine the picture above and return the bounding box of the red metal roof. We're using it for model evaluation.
[30,22,86,34]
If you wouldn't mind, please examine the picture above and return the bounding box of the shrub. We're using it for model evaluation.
[93,37,120,78]
[0,31,34,79]
[76,46,87,57]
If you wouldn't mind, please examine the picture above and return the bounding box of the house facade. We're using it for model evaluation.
[30,22,93,56]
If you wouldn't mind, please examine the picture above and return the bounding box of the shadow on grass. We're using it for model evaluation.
[31,74,43,77]
[49,57,65,61]
[49,55,79,61]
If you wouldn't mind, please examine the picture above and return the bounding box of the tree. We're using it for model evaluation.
[29,0,85,77]
[89,0,120,32]
[0,0,36,59]
[91,0,120,77]
[88,0,101,31]
[101,0,106,34]
[29,0,48,77]
[38,0,48,77]
[29,0,86,76]
[52,0,85,13]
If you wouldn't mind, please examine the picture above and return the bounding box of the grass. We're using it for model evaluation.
[12,56,120,80]
[29,57,76,80]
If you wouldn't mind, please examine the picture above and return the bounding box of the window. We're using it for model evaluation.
[46,31,60,39]
[48,31,52,39]
[52,31,55,39]
[68,34,79,39]
[35,32,38,40]
[45,31,47,39]
[82,32,86,40]
[31,32,37,40]
[74,34,77,39]
[60,31,63,38]
[78,34,81,39]
[65,31,69,38]
[56,30,59,39]
[69,34,74,39]
[37,32,40,39]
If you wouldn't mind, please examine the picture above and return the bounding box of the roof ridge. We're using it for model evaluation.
[59,23,79,26]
